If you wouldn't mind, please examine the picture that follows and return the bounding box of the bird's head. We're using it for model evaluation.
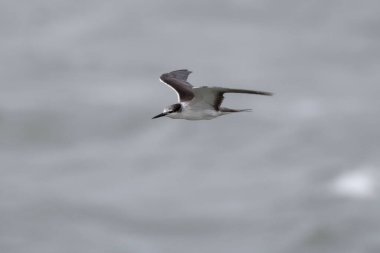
[152,103,182,119]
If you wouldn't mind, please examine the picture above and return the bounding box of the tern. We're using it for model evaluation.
[152,69,272,120]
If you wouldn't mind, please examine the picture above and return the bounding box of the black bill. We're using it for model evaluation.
[152,112,167,119]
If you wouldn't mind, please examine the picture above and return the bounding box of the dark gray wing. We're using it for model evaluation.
[163,69,192,83]
[192,87,272,110]
[214,88,272,110]
[160,70,194,102]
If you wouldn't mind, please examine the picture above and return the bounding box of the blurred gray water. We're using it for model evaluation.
[1,0,380,252]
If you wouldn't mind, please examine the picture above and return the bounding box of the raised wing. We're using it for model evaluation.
[163,69,192,82]
[160,69,194,102]
[191,87,272,110]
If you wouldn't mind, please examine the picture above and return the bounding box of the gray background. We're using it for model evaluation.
[1,0,380,252]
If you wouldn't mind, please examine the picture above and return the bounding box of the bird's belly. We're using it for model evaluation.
[167,109,219,120]
[180,109,220,120]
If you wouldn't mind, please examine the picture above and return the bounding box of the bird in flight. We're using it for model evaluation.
[152,69,272,120]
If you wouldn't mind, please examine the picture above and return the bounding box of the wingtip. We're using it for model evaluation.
[258,91,274,96]
[175,69,192,75]
[160,69,192,78]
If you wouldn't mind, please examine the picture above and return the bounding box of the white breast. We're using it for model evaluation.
[167,104,221,120]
